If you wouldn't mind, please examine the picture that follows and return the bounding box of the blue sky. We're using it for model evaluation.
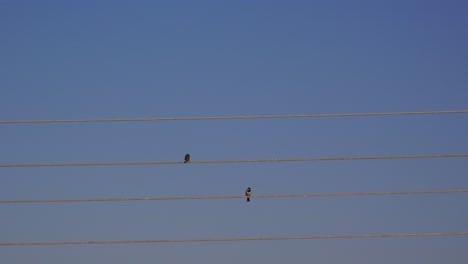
[1,0,467,263]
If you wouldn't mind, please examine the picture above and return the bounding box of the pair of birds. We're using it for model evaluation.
[184,154,252,202]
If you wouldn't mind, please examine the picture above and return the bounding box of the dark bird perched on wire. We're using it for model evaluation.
[184,154,190,163]
[245,187,251,202]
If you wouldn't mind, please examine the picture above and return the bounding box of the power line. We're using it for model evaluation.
[1,110,467,124]
[1,153,467,168]
[1,232,466,246]
[1,189,467,204]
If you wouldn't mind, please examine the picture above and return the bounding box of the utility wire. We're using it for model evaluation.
[1,153,467,168]
[1,232,467,246]
[1,110,467,124]
[1,189,467,204]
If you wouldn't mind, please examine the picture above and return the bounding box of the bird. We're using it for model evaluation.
[245,187,251,202]
[184,154,190,163]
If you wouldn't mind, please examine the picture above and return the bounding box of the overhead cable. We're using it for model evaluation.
[1,153,467,168]
[1,232,467,246]
[1,110,467,124]
[1,189,467,204]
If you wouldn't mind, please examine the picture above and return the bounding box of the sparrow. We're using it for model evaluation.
[245,187,251,202]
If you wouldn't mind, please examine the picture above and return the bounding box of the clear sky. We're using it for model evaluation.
[1,0,467,263]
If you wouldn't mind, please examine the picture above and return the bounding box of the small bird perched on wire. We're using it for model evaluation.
[184,154,190,163]
[245,187,251,202]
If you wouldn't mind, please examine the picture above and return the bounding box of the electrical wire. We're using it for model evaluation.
[1,153,467,168]
[1,189,467,204]
[1,110,467,124]
[1,232,466,246]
